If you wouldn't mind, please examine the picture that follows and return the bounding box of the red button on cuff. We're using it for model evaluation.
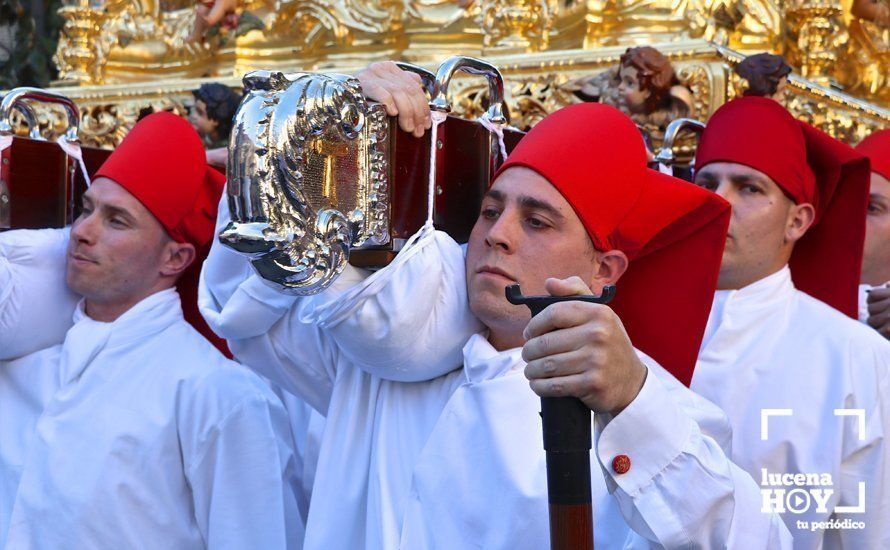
[612,454,631,475]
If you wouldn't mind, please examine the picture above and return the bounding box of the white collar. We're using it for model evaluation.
[701,266,794,351]
[57,289,183,386]
[714,265,793,313]
[461,332,524,384]
[71,288,183,348]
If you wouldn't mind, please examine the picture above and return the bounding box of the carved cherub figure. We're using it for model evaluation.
[566,46,694,155]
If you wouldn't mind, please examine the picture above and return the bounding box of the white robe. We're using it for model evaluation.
[0,232,304,549]
[200,213,791,548]
[196,191,482,521]
[692,266,890,549]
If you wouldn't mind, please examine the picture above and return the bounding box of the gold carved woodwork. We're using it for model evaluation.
[39,0,888,146]
[24,43,890,150]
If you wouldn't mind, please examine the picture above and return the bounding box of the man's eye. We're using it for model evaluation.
[481,208,499,220]
[109,217,126,227]
[742,184,762,194]
[696,180,717,192]
[867,202,885,215]
[526,217,549,229]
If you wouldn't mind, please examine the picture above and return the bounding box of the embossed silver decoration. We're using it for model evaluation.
[221,56,508,295]
[220,70,394,295]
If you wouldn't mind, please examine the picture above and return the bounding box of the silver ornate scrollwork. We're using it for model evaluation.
[220,58,509,295]
[220,70,394,295]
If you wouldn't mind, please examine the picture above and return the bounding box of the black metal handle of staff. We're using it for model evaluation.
[505,283,617,550]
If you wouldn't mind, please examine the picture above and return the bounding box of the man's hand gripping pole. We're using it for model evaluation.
[505,283,617,550]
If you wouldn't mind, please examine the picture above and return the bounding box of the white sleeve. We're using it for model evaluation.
[0,228,79,360]
[200,190,479,411]
[186,393,305,550]
[198,190,362,413]
[594,365,793,549]
[299,226,482,382]
[200,252,355,414]
[833,341,890,549]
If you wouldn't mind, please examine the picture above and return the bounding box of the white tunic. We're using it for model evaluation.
[200,217,790,548]
[692,266,890,549]
[0,232,304,549]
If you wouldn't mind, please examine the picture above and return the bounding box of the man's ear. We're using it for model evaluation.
[160,241,197,279]
[589,249,629,289]
[786,202,816,245]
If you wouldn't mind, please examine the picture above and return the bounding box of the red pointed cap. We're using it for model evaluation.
[496,103,731,386]
[95,112,230,355]
[695,97,870,318]
[856,129,890,181]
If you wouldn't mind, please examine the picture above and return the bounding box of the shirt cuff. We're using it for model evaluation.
[594,367,695,496]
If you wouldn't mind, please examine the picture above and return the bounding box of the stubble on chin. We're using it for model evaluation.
[469,282,530,333]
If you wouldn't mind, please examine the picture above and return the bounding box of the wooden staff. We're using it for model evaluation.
[505,283,617,550]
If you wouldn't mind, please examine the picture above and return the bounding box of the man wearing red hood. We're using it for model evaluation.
[0,112,303,548]
[690,97,890,548]
[201,66,790,548]
[855,129,890,340]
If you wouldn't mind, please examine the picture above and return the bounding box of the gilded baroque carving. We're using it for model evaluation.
[784,0,848,87]
[40,0,887,144]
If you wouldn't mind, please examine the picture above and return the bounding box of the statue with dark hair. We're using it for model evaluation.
[734,53,792,101]
[189,83,241,148]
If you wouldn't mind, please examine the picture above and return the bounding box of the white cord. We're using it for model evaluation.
[477,113,508,164]
[426,110,448,227]
[57,136,92,188]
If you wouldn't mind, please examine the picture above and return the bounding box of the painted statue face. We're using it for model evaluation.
[862,171,890,285]
[189,99,218,139]
[772,77,788,102]
[465,167,599,344]
[617,66,651,114]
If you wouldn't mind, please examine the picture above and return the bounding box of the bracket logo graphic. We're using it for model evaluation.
[759,409,867,532]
